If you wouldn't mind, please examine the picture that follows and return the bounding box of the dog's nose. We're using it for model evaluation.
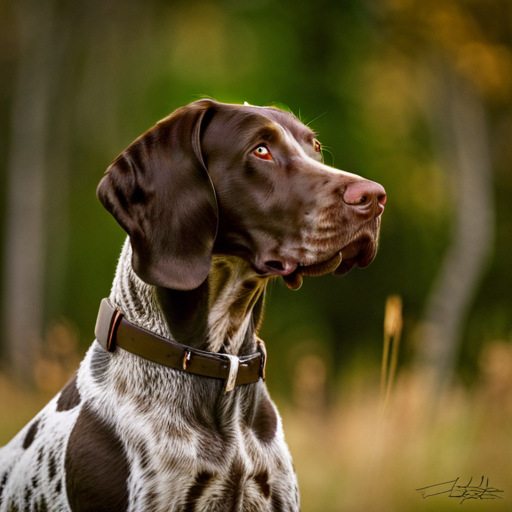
[343,180,386,218]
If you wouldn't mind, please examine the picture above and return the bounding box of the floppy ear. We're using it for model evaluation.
[97,100,219,290]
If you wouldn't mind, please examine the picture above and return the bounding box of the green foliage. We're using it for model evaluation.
[1,0,511,395]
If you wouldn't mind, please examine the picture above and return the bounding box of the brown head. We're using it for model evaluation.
[97,99,386,291]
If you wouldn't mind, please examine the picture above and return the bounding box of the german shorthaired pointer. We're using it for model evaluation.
[0,100,386,512]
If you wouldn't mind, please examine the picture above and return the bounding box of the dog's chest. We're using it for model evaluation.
[70,343,300,512]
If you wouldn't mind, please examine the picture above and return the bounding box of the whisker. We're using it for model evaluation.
[320,146,334,167]
[305,112,327,127]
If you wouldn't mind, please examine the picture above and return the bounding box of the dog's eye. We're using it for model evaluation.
[313,140,321,153]
[253,145,273,161]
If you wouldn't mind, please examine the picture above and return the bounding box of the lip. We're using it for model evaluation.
[282,251,342,290]
[334,237,374,276]
[259,235,376,290]
[281,237,375,289]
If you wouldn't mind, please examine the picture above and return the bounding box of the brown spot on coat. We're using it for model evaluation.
[48,453,57,481]
[0,472,9,505]
[6,499,19,512]
[183,471,213,512]
[252,395,277,443]
[56,374,81,412]
[65,403,129,512]
[34,495,48,512]
[22,419,40,449]
[271,490,285,512]
[24,487,32,508]
[223,458,244,510]
[254,470,270,498]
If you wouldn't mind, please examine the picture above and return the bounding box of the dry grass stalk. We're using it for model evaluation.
[380,295,403,410]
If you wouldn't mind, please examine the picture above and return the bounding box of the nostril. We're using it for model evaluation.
[265,261,284,271]
[343,180,386,208]
[263,260,298,276]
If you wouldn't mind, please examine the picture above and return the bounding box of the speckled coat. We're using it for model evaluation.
[0,240,299,512]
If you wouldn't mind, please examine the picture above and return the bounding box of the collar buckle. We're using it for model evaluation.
[257,338,267,381]
[182,349,192,370]
[222,354,240,393]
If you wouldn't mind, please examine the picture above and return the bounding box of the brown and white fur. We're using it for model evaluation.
[0,100,385,512]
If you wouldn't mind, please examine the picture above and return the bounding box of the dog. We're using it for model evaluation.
[0,99,385,512]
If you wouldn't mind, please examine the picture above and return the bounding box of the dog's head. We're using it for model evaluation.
[98,100,386,291]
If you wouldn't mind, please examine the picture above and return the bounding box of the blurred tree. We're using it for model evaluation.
[2,0,57,385]
[418,69,494,392]
[0,0,511,396]
[363,0,511,390]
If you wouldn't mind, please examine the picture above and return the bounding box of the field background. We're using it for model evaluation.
[1,0,512,510]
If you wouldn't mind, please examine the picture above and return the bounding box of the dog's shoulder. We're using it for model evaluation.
[0,376,83,512]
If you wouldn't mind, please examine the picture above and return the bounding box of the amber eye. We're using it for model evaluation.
[313,140,321,153]
[253,145,272,161]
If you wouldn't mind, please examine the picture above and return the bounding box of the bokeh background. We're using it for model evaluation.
[1,0,511,510]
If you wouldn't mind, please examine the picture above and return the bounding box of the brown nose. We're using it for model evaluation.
[343,180,386,218]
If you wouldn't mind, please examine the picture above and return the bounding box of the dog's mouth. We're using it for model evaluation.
[265,237,376,290]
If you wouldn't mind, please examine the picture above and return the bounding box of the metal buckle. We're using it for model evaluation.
[182,350,192,371]
[257,338,267,381]
[222,354,240,393]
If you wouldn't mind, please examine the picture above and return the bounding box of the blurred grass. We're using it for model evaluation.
[0,374,51,443]
[281,297,512,510]
[282,343,512,512]
[0,319,81,442]
[1,320,511,511]
[283,374,512,512]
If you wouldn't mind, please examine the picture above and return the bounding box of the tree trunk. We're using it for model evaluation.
[2,0,56,385]
[416,69,495,392]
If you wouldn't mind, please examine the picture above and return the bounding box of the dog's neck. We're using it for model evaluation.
[109,239,267,356]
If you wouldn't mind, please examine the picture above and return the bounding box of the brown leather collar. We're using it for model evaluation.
[94,298,267,392]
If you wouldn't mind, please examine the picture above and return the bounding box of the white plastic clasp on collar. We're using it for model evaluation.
[223,354,240,393]
[257,338,267,381]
